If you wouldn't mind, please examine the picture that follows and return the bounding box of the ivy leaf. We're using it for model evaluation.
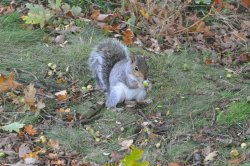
[120,146,149,166]
[22,3,52,28]
[1,122,25,132]
[71,6,82,16]
[48,0,62,10]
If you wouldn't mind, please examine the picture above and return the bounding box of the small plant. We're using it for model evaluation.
[22,3,52,28]
[120,146,149,166]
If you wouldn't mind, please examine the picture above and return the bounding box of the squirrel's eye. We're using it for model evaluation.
[135,66,139,71]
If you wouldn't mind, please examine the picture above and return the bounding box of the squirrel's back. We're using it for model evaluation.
[89,39,129,91]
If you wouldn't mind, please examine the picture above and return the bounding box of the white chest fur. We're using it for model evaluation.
[113,82,146,101]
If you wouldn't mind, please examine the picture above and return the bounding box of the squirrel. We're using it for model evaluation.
[88,38,149,108]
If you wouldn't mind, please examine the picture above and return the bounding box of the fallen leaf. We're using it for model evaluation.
[23,152,39,159]
[24,157,41,165]
[24,83,36,107]
[242,0,250,9]
[139,8,149,19]
[0,72,23,93]
[110,152,123,163]
[119,139,133,150]
[36,100,45,110]
[228,154,246,166]
[24,125,38,136]
[51,159,65,165]
[204,58,213,65]
[48,139,60,150]
[204,151,219,165]
[55,90,68,101]
[122,28,134,45]
[1,122,25,133]
[54,35,65,44]
[168,163,183,166]
[71,6,82,16]
[48,153,59,160]
[90,10,100,20]
[19,143,32,158]
[56,108,71,113]
[238,52,250,63]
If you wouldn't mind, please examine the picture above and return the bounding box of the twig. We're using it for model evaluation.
[189,112,195,130]
[137,109,155,128]
[14,68,49,88]
[37,93,55,99]
[175,2,216,34]
[211,106,216,126]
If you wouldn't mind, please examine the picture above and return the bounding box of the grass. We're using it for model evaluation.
[217,100,250,125]
[1,13,250,165]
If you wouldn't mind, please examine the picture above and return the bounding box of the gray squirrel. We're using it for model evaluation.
[88,38,149,108]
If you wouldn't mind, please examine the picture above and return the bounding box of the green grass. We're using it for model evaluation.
[217,100,250,125]
[1,13,250,165]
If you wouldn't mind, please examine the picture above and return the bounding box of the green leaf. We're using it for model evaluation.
[127,13,136,27]
[120,146,149,166]
[71,6,82,16]
[22,3,52,28]
[1,122,25,132]
[194,0,212,4]
[48,0,62,10]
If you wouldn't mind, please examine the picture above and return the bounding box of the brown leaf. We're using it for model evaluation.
[24,83,36,107]
[51,159,65,165]
[96,14,114,22]
[19,143,32,158]
[168,163,184,166]
[204,58,214,65]
[47,153,59,160]
[119,139,133,150]
[56,108,71,113]
[48,139,60,150]
[36,100,45,110]
[66,11,74,17]
[24,125,38,136]
[102,24,118,32]
[0,1,16,16]
[238,52,250,63]
[90,10,100,20]
[122,28,134,45]
[242,0,250,9]
[0,71,23,93]
[110,152,123,163]
[204,151,219,165]
[55,90,68,101]
[228,154,246,166]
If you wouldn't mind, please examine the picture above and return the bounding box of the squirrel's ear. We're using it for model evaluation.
[130,55,136,63]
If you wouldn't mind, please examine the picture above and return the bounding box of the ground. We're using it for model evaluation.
[0,12,250,165]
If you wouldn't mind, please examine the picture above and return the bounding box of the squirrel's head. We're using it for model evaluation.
[131,55,148,81]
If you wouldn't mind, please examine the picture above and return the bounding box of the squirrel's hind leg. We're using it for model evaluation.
[106,87,125,108]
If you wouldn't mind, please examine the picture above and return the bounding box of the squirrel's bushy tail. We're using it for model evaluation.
[89,39,129,91]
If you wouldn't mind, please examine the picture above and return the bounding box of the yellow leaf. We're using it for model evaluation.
[139,8,149,19]
[21,15,28,20]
